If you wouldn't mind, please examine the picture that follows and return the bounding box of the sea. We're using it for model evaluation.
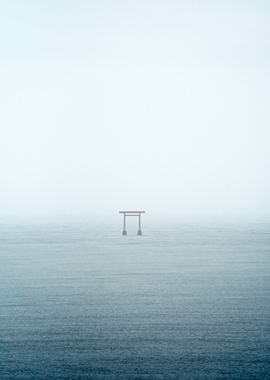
[0,221,270,379]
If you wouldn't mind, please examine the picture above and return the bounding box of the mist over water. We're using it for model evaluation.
[1,0,270,220]
[1,221,270,379]
[1,1,270,378]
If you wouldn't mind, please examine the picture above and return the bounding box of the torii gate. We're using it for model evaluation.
[119,211,145,235]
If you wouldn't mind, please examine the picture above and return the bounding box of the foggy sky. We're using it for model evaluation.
[1,0,270,221]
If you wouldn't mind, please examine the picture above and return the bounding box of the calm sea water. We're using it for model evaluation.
[0,222,270,379]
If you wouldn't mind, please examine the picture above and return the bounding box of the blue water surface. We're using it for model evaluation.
[0,222,270,379]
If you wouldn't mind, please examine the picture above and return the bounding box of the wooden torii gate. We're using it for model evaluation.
[119,211,145,235]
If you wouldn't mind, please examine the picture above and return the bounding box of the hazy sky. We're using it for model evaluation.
[1,0,269,220]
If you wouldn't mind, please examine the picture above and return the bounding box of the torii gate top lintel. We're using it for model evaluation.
[119,211,145,215]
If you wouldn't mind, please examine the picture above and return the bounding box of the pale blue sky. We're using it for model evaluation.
[1,1,269,220]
